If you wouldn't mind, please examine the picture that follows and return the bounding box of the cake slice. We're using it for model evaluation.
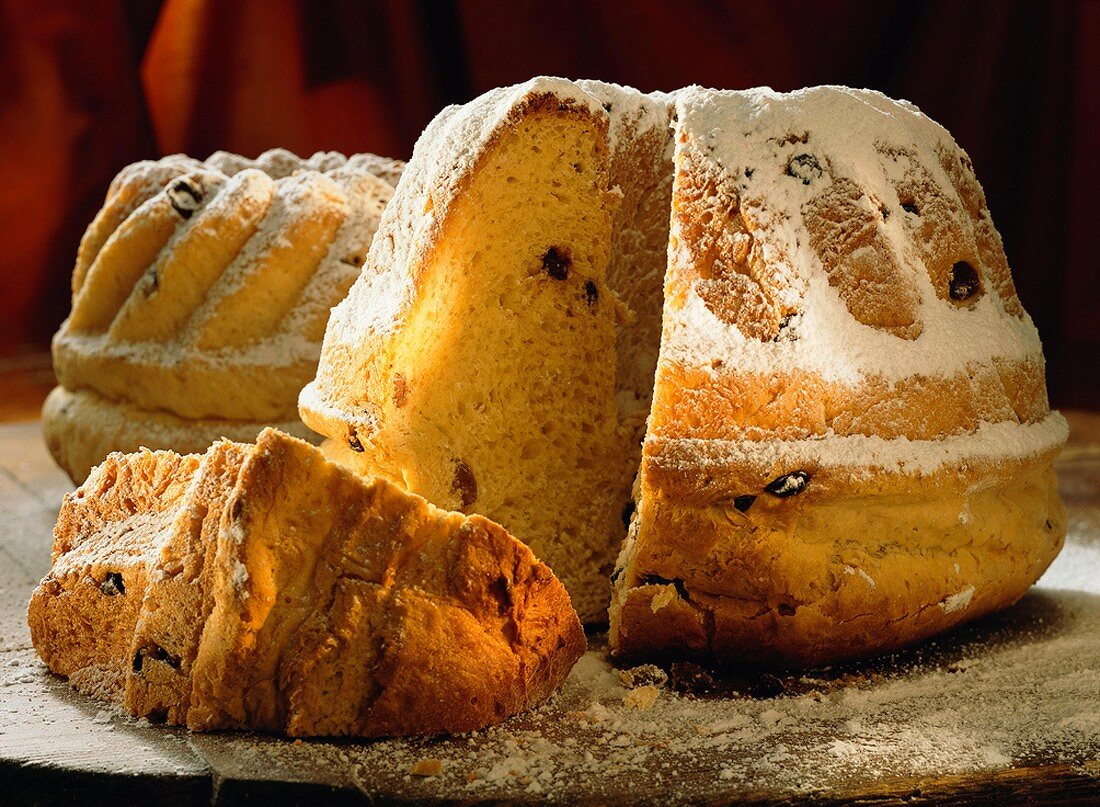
[29,429,585,736]
[188,428,584,736]
[124,440,249,723]
[27,449,201,701]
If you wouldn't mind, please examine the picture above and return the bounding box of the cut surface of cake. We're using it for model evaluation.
[45,149,404,483]
[27,448,201,702]
[29,429,585,736]
[300,78,1066,664]
[301,79,674,622]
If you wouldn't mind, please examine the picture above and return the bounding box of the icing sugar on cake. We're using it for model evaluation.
[300,77,1067,662]
[665,85,1043,387]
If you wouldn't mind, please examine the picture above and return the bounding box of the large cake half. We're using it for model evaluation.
[45,149,403,482]
[301,79,1067,662]
[610,86,1067,667]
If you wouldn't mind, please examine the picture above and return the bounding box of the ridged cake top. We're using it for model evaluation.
[56,149,402,421]
[663,85,1042,385]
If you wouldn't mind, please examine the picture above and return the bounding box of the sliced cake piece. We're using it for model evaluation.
[124,440,249,723]
[30,429,585,737]
[188,428,585,736]
[27,449,201,701]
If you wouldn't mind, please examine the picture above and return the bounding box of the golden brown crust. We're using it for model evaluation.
[29,429,585,737]
[648,357,1050,445]
[611,462,1066,668]
[41,385,318,484]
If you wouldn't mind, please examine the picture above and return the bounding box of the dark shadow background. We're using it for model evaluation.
[2,0,1097,405]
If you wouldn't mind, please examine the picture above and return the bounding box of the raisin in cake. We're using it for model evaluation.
[29,428,584,736]
[44,149,404,483]
[300,78,1067,664]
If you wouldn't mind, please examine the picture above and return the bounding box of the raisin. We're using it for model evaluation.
[167,177,203,219]
[489,576,513,614]
[785,154,823,185]
[901,200,920,215]
[348,429,365,452]
[773,313,797,343]
[744,167,755,178]
[621,500,636,528]
[132,644,181,676]
[392,373,409,408]
[584,280,599,307]
[949,261,980,301]
[452,459,477,508]
[143,267,159,296]
[733,495,756,512]
[764,471,809,497]
[541,247,571,280]
[100,572,125,596]
[777,602,797,616]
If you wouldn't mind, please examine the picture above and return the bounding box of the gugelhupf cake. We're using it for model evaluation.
[45,148,404,483]
[28,428,584,736]
[300,78,1067,663]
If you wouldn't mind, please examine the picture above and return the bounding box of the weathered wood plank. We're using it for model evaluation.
[0,467,57,582]
[0,420,74,510]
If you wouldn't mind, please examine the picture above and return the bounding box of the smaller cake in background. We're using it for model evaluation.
[44,148,404,483]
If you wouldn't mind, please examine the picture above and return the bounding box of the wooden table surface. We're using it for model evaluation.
[2,409,1100,804]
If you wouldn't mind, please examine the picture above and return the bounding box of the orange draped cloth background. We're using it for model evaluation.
[2,0,1097,404]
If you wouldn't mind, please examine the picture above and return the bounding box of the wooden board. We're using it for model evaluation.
[2,420,1099,805]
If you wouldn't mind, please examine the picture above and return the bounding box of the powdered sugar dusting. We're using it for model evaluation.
[653,411,1068,481]
[665,275,1042,385]
[576,79,672,152]
[941,585,976,614]
[664,85,1045,383]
